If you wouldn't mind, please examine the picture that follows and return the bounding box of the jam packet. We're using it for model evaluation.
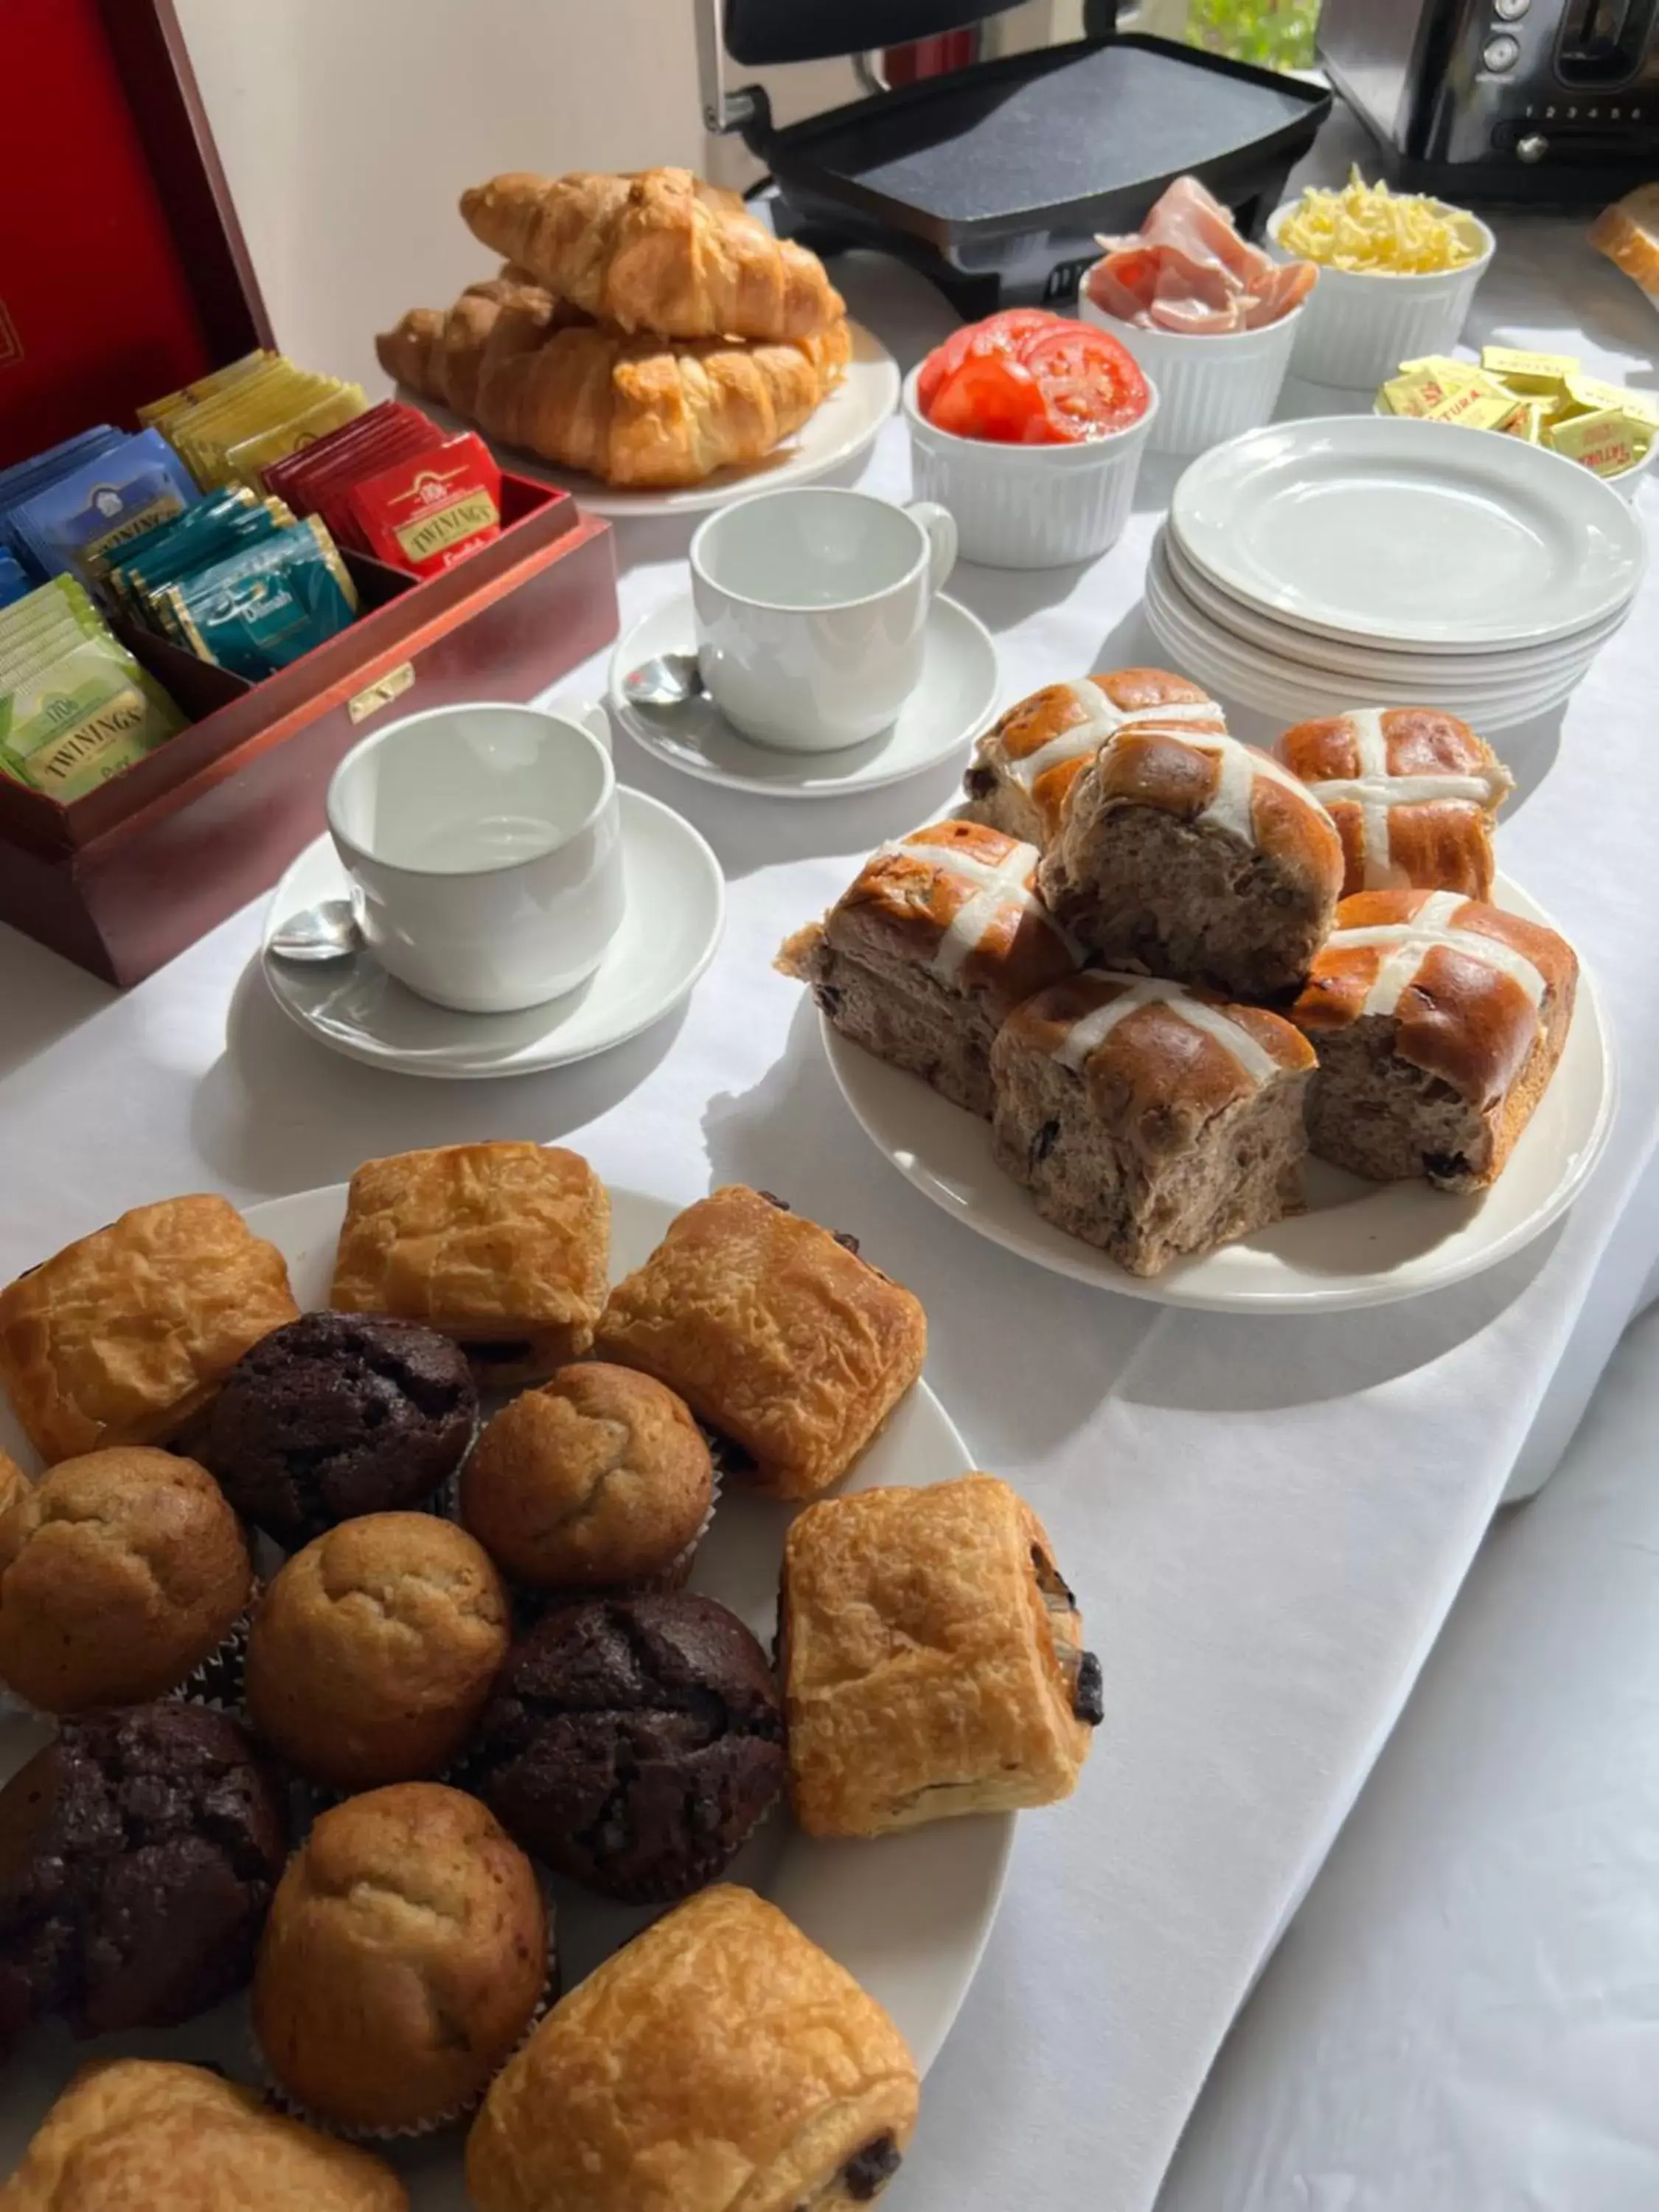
[0,635,184,801]
[11,429,200,585]
[347,433,502,576]
[166,516,358,678]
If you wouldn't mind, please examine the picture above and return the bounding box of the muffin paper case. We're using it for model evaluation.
[250,1893,561,2146]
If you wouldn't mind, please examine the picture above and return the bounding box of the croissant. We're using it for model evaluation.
[378,285,849,488]
[458,167,844,342]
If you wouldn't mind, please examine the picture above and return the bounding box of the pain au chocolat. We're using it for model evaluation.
[330,1141,609,1387]
[594,1186,925,1500]
[0,1196,299,1465]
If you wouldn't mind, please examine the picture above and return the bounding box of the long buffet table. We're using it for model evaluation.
[1,116,1655,2212]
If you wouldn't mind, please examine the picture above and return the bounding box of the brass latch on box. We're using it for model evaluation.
[347,661,417,723]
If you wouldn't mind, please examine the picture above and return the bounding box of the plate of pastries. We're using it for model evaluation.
[779,677,1614,1312]
[375,167,898,515]
[0,1144,1104,2210]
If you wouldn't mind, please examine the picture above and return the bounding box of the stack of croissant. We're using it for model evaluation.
[375,168,851,489]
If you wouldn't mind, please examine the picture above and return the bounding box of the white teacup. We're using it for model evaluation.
[690,486,958,751]
[326,699,625,1015]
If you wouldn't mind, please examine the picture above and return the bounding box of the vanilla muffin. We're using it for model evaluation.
[252,1783,548,2135]
[0,1447,251,1714]
[245,1514,510,1791]
[4,2058,407,2211]
[460,1364,713,1593]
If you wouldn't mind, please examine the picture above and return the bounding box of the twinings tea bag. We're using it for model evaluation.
[10,430,200,585]
[348,433,502,576]
[138,352,274,428]
[0,636,184,800]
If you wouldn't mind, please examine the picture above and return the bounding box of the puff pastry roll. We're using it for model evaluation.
[1277,707,1514,900]
[1036,706,1344,998]
[0,1197,299,1465]
[467,1885,917,2212]
[782,1475,1100,1835]
[1291,889,1578,1192]
[776,819,1079,1119]
[594,1186,925,1500]
[964,667,1228,847]
[330,1142,609,1385]
[991,969,1315,1274]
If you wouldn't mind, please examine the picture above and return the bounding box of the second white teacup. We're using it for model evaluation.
[690,485,957,751]
[326,699,625,1015]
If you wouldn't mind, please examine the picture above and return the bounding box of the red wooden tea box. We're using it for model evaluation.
[0,0,619,986]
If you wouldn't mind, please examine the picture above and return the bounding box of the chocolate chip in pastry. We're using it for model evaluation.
[780,1473,1099,1836]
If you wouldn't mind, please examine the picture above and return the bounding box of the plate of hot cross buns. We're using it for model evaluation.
[779,676,1613,1312]
[376,167,899,512]
[0,1146,1107,2211]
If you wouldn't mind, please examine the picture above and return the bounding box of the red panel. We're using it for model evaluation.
[0,0,215,465]
[883,30,979,83]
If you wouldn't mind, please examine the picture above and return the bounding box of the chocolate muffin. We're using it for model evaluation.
[204,1311,477,1547]
[0,1700,285,2059]
[468,1593,785,1902]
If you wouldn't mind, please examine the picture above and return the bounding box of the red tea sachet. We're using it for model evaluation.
[347,434,503,576]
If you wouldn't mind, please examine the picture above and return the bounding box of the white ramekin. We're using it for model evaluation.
[901,360,1156,569]
[1266,200,1495,392]
[1077,286,1303,455]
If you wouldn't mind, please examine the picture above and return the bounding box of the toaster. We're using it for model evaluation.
[1318,0,1659,198]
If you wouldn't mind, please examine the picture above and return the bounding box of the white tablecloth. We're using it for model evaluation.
[1,118,1657,2212]
[1158,1292,1659,2212]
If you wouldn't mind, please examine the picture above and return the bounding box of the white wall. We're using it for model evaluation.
[173,0,858,389]
[174,0,1075,390]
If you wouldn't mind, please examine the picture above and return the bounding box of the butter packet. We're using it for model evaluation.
[0,636,185,801]
[1478,344,1579,394]
[168,516,357,677]
[1560,372,1659,431]
[1551,406,1644,477]
[12,430,201,585]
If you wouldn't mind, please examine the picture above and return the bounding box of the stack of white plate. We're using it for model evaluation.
[1145,416,1646,731]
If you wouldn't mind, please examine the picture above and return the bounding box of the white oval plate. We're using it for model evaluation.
[1169,416,1646,651]
[1156,525,1631,685]
[399,319,900,519]
[1142,551,1590,733]
[261,790,724,1079]
[608,588,999,799]
[821,874,1614,1313]
[0,1184,1011,2204]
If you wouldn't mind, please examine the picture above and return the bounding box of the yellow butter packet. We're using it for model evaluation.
[1399,354,1476,380]
[1478,345,1579,394]
[1428,387,1516,431]
[1382,365,1476,417]
[1498,400,1545,442]
[1561,372,1659,430]
[1550,406,1640,476]
[139,352,274,428]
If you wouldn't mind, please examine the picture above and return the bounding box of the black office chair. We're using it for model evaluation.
[696,0,1329,313]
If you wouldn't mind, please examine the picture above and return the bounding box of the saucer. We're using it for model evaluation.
[608,589,999,799]
[260,788,724,1079]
